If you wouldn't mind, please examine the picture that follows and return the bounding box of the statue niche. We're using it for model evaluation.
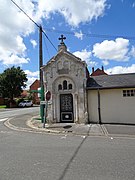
[57,60,69,74]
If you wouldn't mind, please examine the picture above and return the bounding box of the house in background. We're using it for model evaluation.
[30,79,40,104]
[21,90,29,98]
[91,66,108,76]
[0,93,4,105]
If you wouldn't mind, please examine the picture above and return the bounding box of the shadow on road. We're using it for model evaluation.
[57,126,91,180]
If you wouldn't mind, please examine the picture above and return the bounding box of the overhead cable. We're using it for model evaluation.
[11,0,40,28]
[44,28,135,40]
[10,0,57,51]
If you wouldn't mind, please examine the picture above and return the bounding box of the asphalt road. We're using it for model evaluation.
[0,106,39,119]
[0,108,135,180]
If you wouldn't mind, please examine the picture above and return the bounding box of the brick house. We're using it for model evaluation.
[0,93,4,105]
[91,66,108,76]
[21,90,29,98]
[30,79,40,104]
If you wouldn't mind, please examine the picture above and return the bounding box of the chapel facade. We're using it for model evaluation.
[42,35,88,124]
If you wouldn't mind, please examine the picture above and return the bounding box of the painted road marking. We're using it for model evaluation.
[0,118,8,122]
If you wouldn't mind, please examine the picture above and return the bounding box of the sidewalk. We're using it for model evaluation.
[27,118,104,136]
[4,115,104,136]
[4,115,135,137]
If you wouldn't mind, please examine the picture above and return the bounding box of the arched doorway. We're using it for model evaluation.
[60,93,74,122]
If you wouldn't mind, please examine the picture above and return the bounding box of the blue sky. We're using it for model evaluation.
[0,0,135,88]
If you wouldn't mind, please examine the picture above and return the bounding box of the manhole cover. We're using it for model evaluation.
[63,125,72,129]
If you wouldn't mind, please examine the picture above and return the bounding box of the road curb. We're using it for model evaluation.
[4,116,105,136]
[26,117,106,136]
[26,117,63,134]
[4,118,35,133]
[3,117,135,139]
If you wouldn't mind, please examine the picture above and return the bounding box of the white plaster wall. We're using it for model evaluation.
[87,90,99,123]
[100,89,135,124]
[88,88,135,124]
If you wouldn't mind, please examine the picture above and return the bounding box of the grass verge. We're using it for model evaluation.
[0,105,6,109]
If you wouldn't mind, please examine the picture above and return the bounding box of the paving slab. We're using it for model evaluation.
[29,119,104,136]
[103,124,135,136]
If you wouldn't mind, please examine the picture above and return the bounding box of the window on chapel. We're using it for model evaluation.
[63,80,67,90]
[58,84,62,90]
[68,84,72,90]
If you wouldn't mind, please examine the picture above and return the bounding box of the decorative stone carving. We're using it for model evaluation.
[57,61,62,70]
[63,61,69,69]
[46,72,50,82]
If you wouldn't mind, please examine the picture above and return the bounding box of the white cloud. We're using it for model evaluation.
[25,70,39,77]
[52,27,56,30]
[106,64,135,74]
[88,61,98,67]
[0,0,38,66]
[2,55,29,65]
[74,31,83,40]
[37,0,107,27]
[130,46,135,57]
[30,39,37,48]
[0,47,29,65]
[24,70,39,89]
[102,60,109,66]
[73,49,97,67]
[73,49,91,61]
[93,38,130,61]
[26,77,38,89]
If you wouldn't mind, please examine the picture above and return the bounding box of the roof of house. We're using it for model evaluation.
[30,79,40,89]
[87,73,135,90]
[91,68,107,76]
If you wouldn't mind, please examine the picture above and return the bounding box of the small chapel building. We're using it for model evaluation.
[42,35,135,125]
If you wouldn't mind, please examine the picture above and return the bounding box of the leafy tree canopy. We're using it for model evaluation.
[0,66,28,100]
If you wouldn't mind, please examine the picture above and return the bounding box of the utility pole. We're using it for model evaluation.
[39,25,44,123]
[39,25,43,86]
[31,26,45,123]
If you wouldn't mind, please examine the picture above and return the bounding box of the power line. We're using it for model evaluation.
[44,28,135,41]
[42,29,57,51]
[10,0,40,28]
[10,0,57,51]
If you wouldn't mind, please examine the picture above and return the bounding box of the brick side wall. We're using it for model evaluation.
[30,80,40,104]
[0,97,5,105]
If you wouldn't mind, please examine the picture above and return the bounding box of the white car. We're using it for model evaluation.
[18,100,33,107]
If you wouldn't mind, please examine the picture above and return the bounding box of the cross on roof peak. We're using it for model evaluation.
[58,34,66,44]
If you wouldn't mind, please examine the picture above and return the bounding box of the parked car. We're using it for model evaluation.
[18,100,33,107]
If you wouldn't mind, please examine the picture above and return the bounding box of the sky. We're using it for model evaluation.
[0,0,135,88]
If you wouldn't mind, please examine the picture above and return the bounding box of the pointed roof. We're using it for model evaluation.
[42,46,86,69]
[91,67,107,76]
[30,79,40,89]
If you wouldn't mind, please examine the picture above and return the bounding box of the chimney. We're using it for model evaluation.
[92,67,94,73]
[102,66,104,71]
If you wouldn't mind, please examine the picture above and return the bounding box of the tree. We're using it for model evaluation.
[0,66,28,102]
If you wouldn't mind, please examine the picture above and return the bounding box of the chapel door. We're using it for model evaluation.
[60,94,74,122]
